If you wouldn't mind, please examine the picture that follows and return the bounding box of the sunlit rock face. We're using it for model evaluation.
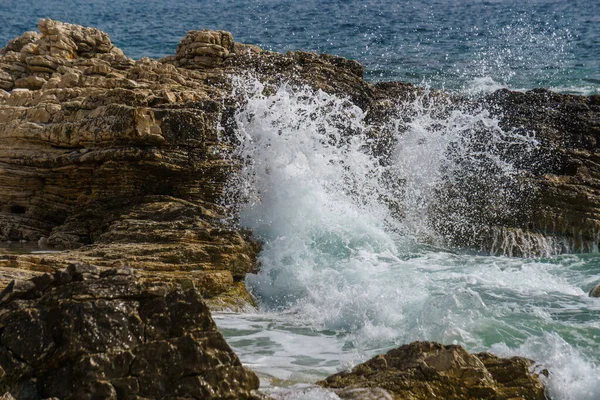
[319,341,547,400]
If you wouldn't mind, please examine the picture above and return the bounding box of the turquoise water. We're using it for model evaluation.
[1,0,599,93]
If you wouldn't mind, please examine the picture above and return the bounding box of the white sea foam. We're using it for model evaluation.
[220,78,600,399]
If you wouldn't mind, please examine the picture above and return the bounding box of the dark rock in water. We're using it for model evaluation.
[319,341,548,400]
[590,283,600,297]
[480,89,600,255]
[0,264,262,399]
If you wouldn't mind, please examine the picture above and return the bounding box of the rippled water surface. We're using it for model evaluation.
[1,0,599,92]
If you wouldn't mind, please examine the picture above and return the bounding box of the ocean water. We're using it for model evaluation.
[2,1,600,399]
[1,0,599,93]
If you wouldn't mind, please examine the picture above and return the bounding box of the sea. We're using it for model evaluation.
[1,1,600,399]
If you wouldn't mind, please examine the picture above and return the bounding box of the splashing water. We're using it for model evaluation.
[220,78,600,399]
[387,91,540,247]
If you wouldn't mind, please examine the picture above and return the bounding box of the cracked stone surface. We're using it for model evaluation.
[0,263,262,399]
[319,341,548,400]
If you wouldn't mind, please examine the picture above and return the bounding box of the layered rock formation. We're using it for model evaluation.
[483,89,600,254]
[2,19,597,308]
[5,17,598,399]
[0,18,389,309]
[319,341,548,400]
[0,19,265,308]
[0,264,262,399]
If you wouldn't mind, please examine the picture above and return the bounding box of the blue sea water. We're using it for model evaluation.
[2,2,600,399]
[1,0,599,93]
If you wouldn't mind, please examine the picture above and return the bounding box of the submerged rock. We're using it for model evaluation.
[0,264,262,399]
[590,282,600,297]
[319,341,548,400]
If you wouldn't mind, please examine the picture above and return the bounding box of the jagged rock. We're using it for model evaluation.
[0,265,262,399]
[0,31,41,55]
[590,282,600,297]
[319,341,548,400]
[0,19,382,310]
[173,30,234,69]
[478,89,600,254]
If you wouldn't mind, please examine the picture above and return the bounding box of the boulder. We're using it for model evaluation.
[0,264,262,399]
[319,341,548,400]
[590,283,600,297]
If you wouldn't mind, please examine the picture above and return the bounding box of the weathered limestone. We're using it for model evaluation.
[0,21,265,309]
[0,19,388,310]
[0,264,262,399]
[170,30,234,69]
[319,341,548,400]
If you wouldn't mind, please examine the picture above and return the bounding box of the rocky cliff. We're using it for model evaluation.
[0,19,380,308]
[2,17,594,400]
[2,19,599,304]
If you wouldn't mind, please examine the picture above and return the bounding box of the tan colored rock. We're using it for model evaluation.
[14,75,46,90]
[320,342,548,400]
[0,31,41,55]
[173,29,234,69]
[0,70,13,91]
[233,42,263,55]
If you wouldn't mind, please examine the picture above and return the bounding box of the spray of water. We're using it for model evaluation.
[387,90,540,249]
[222,77,600,399]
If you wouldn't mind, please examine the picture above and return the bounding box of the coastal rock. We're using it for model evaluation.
[472,89,600,255]
[319,341,548,400]
[0,20,265,309]
[590,282,600,297]
[0,19,385,309]
[0,265,262,399]
[172,29,234,68]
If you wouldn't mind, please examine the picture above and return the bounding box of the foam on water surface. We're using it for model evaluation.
[217,78,600,399]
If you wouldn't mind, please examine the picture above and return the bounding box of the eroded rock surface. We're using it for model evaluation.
[0,264,262,399]
[0,20,267,307]
[319,341,548,400]
[483,89,600,254]
[0,19,388,307]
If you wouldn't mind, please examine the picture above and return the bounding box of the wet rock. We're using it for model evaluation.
[0,19,378,309]
[480,89,600,255]
[319,341,548,400]
[0,265,262,399]
[590,283,600,297]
